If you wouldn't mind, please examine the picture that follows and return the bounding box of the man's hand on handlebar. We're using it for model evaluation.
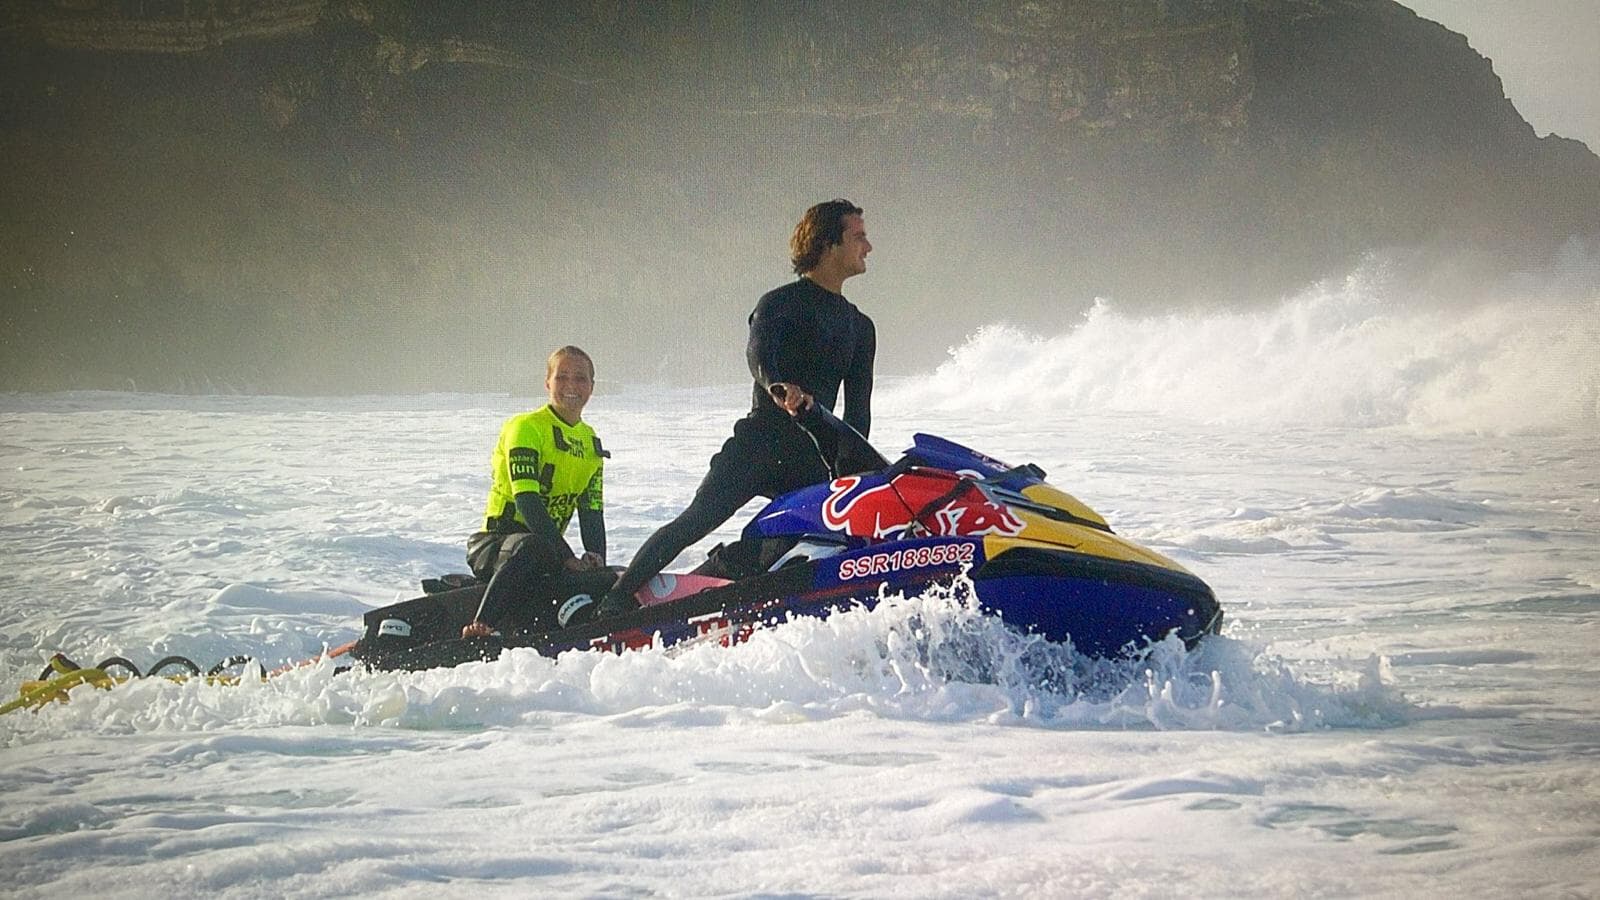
[769,382,814,416]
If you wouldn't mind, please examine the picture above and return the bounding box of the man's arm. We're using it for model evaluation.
[749,295,822,415]
[747,293,810,394]
[842,315,876,437]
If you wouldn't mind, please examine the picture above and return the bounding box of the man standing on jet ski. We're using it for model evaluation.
[461,346,609,638]
[595,199,876,618]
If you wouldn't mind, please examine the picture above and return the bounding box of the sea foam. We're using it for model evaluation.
[885,253,1600,433]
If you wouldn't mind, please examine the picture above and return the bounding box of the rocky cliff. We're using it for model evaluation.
[3,0,1595,391]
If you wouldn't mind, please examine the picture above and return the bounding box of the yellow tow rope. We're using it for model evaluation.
[3,643,358,716]
[1,654,125,715]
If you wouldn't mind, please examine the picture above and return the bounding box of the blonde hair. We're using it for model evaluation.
[546,345,595,380]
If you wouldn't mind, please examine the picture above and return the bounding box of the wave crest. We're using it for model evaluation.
[886,252,1600,433]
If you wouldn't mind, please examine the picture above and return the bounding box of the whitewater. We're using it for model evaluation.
[2,266,1598,898]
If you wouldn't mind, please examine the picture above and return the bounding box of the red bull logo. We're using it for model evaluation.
[822,470,1025,540]
[821,474,912,539]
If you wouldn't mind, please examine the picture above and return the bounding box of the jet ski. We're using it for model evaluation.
[351,408,1222,672]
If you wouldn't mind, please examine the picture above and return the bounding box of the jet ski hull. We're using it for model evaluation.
[350,535,1220,671]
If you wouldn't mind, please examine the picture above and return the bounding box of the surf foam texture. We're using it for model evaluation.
[887,249,1600,433]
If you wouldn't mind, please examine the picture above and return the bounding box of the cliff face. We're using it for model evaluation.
[2,0,1595,392]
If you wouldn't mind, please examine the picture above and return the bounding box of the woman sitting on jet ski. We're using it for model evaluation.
[461,346,610,638]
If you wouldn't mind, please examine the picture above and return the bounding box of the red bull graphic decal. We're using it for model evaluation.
[822,475,909,539]
[822,470,1026,540]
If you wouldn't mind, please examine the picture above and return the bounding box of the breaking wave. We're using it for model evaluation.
[886,249,1600,433]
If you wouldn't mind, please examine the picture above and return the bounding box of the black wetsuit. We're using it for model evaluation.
[602,277,876,606]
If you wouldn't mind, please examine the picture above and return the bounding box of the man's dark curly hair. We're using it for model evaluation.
[789,199,864,275]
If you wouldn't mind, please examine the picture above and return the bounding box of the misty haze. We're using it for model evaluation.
[3,0,1597,394]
